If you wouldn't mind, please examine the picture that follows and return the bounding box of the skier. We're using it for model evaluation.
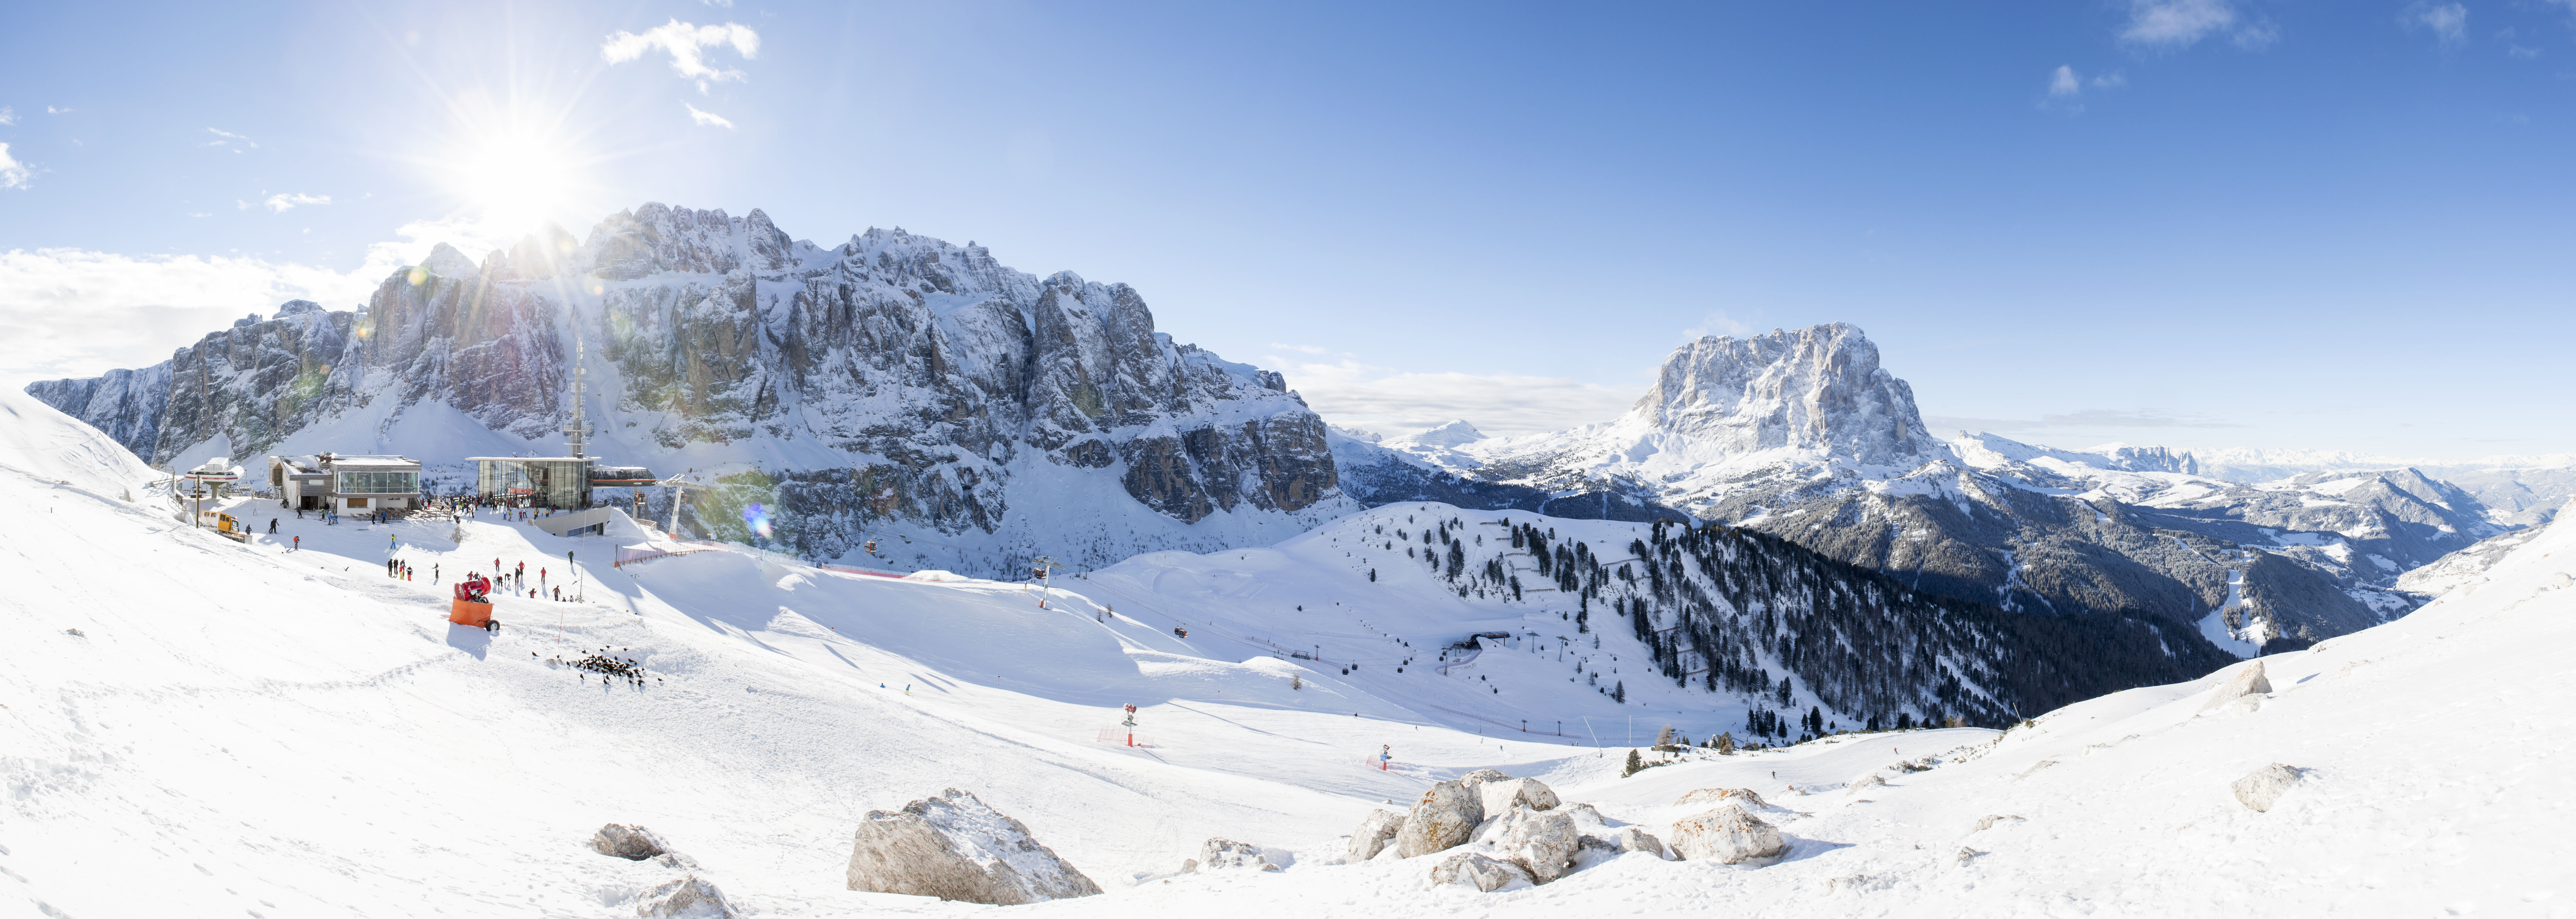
[292,535,300,551]
[433,563,440,584]
[268,518,277,534]
[1380,744,1392,771]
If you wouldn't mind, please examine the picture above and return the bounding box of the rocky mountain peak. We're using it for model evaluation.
[1625,322,1930,466]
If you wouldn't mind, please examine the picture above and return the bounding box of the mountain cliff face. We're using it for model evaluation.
[27,203,1352,573]
[1376,324,2469,649]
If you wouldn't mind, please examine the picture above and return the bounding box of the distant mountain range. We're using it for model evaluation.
[1330,323,2572,652]
[28,213,2565,651]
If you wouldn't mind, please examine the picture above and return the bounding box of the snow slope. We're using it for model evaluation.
[5,392,2568,917]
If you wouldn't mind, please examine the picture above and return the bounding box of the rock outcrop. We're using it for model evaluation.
[1675,788,1767,809]
[1183,838,1279,873]
[592,823,673,861]
[634,874,734,918]
[1487,808,1579,883]
[1393,780,1483,858]
[1476,778,1560,817]
[2198,660,2274,714]
[2231,763,2303,812]
[1427,852,1528,892]
[846,788,1101,905]
[1348,810,1405,862]
[1668,807,1788,865]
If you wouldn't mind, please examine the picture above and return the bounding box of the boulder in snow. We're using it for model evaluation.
[593,824,672,861]
[1394,780,1483,858]
[1668,807,1788,865]
[1490,807,1579,883]
[1187,838,1280,872]
[1427,852,1529,892]
[1476,777,1560,816]
[635,874,733,918]
[845,788,1102,905]
[2198,660,2274,713]
[2231,763,2303,812]
[1613,827,1670,859]
[1460,768,1511,785]
[1675,788,1767,809]
[1348,810,1405,862]
[1849,774,1886,794]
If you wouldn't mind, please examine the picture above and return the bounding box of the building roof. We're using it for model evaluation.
[587,466,658,484]
[464,456,596,463]
[327,456,420,469]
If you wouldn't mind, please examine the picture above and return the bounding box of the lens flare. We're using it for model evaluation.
[742,502,773,539]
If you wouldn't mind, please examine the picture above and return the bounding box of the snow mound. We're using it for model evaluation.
[0,387,157,498]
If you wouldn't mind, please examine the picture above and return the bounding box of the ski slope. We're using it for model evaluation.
[4,386,2569,917]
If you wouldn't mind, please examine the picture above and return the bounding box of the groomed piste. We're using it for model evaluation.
[3,387,2567,917]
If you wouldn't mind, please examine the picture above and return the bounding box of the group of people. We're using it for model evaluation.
[450,560,561,603]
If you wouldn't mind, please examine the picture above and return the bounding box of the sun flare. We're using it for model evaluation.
[440,131,584,238]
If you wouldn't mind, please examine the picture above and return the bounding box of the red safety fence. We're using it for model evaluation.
[1094,728,1156,748]
[818,565,911,579]
[613,547,711,569]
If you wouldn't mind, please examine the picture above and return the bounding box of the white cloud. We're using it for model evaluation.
[2092,72,2128,89]
[263,193,330,212]
[46,106,70,115]
[1924,408,2243,434]
[0,144,30,190]
[0,217,526,385]
[684,102,735,129]
[2048,65,2083,98]
[2120,0,2272,49]
[1682,311,1753,339]
[0,107,14,126]
[1266,355,1640,438]
[2404,3,2470,47]
[1268,343,1330,355]
[206,127,257,151]
[602,19,760,92]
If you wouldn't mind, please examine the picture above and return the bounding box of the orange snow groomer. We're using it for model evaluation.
[449,574,495,629]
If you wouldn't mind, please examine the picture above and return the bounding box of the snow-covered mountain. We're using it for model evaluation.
[1360,325,2501,650]
[25,204,1354,574]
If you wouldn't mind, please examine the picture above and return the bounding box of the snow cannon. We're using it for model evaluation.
[449,576,497,631]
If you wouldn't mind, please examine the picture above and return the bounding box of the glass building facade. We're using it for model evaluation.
[334,469,420,494]
[471,458,592,507]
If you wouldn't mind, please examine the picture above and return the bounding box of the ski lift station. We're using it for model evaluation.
[264,453,422,514]
[464,457,658,508]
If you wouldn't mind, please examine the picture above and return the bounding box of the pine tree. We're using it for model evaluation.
[1716,732,1736,754]
[1622,748,1644,777]
[1613,680,1626,703]
[1368,569,1377,582]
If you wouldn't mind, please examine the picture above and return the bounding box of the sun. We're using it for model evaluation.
[445,131,583,237]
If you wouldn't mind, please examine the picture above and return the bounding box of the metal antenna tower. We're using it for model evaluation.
[563,337,590,458]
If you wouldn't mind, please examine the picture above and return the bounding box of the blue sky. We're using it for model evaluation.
[3,0,2572,459]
